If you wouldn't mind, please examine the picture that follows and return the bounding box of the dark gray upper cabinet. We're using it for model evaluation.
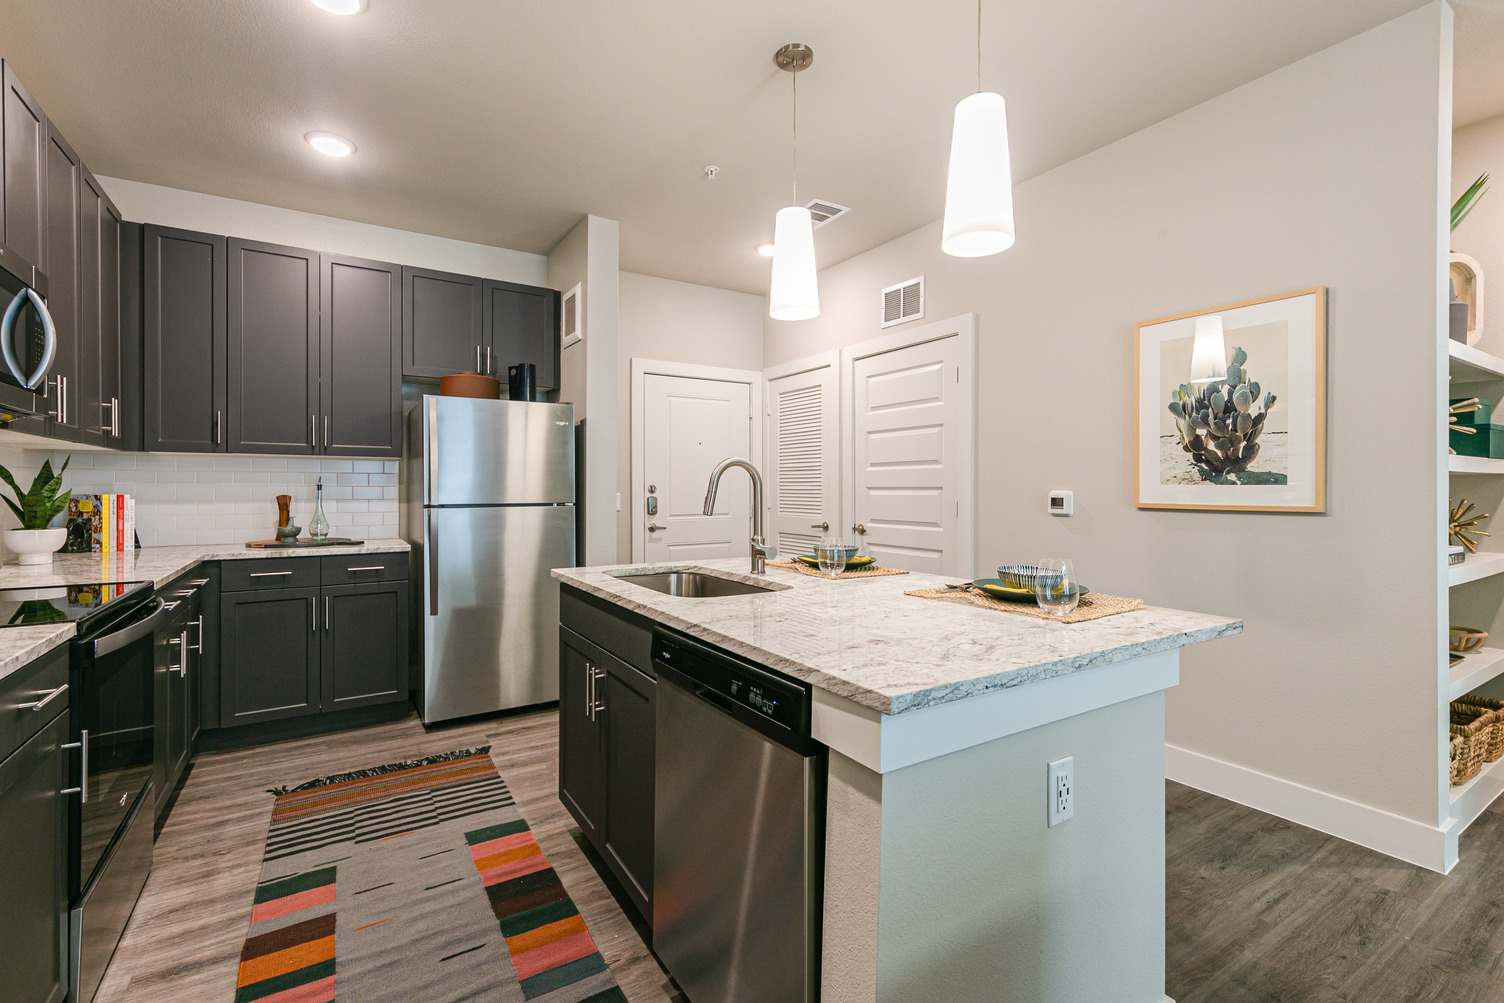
[321,581,408,711]
[2,62,46,277]
[118,221,143,451]
[401,265,482,379]
[321,254,400,456]
[78,169,121,447]
[227,238,317,454]
[144,225,227,452]
[40,124,80,441]
[484,279,559,392]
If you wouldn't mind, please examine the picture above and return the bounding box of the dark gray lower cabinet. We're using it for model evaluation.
[321,582,408,711]
[220,586,320,727]
[558,617,655,921]
[0,709,69,1003]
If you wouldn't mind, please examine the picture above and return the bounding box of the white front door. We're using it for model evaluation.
[641,373,753,562]
[765,355,839,560]
[849,331,972,576]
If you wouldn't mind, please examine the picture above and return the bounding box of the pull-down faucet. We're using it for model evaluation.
[703,457,775,574]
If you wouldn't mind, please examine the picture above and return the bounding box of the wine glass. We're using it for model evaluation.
[1034,558,1080,616]
[817,536,849,579]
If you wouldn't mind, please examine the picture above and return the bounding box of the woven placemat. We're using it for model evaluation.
[904,585,1143,623]
[767,559,910,580]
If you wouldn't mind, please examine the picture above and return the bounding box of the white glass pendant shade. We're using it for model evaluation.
[941,91,1015,257]
[1188,315,1228,383]
[769,205,820,321]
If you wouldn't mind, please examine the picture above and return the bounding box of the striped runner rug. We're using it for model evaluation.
[235,746,627,1003]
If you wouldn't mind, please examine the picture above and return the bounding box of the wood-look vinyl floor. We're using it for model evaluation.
[96,708,1504,1003]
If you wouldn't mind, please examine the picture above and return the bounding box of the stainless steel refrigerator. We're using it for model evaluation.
[402,395,575,724]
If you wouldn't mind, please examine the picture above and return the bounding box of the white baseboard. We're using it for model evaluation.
[1165,744,1457,873]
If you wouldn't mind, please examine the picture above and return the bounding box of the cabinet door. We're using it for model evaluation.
[167,620,189,788]
[603,658,655,919]
[0,712,68,1003]
[321,253,400,456]
[320,581,408,711]
[483,280,559,391]
[558,629,605,843]
[186,593,203,745]
[77,168,120,447]
[228,238,317,454]
[143,225,227,452]
[220,587,320,726]
[2,63,46,275]
[100,196,123,445]
[401,265,481,379]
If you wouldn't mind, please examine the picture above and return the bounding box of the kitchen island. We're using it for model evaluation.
[554,558,1241,1003]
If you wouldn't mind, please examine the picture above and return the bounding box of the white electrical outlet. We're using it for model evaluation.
[1048,757,1074,827]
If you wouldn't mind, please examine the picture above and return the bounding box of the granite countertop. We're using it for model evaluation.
[553,558,1242,716]
[0,539,410,591]
[0,623,77,684]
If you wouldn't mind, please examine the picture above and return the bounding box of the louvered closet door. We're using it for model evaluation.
[766,360,838,559]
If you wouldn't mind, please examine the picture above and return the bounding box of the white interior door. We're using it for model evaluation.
[642,373,752,562]
[766,357,839,559]
[849,332,971,576]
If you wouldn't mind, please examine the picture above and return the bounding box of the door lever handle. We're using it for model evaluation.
[647,523,666,533]
[811,522,829,531]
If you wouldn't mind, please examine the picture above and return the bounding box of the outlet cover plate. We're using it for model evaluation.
[1048,757,1074,827]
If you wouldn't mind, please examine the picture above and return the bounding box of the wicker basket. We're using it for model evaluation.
[1454,696,1504,762]
[1452,722,1489,785]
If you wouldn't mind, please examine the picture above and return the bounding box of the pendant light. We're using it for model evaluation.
[769,43,819,322]
[1188,315,1228,384]
[941,1,1015,257]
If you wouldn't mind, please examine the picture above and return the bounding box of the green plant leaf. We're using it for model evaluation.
[1453,173,1490,232]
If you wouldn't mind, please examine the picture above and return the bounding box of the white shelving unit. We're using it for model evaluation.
[1447,340,1504,842]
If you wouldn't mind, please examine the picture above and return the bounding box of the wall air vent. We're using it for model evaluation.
[880,276,925,328]
[804,199,851,228]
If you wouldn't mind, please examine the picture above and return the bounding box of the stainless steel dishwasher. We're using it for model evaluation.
[652,631,825,1003]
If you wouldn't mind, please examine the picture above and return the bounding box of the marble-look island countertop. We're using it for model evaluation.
[0,539,410,591]
[0,623,78,682]
[554,558,1242,716]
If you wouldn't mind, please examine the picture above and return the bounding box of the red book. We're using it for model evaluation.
[115,495,125,552]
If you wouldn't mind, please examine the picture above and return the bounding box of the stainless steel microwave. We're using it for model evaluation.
[0,245,55,422]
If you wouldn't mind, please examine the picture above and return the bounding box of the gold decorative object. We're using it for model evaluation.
[1450,497,1492,554]
[1450,398,1482,455]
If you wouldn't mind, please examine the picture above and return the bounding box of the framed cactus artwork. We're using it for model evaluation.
[1135,287,1326,512]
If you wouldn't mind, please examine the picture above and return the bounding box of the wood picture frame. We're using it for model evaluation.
[1134,286,1326,513]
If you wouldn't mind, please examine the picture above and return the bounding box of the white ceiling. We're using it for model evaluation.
[0,0,1438,294]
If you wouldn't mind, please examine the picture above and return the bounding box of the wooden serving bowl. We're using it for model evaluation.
[1451,626,1489,655]
[439,371,501,399]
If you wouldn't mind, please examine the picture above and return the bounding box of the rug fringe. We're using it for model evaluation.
[267,745,493,795]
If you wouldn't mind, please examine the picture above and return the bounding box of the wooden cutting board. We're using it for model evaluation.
[244,538,365,549]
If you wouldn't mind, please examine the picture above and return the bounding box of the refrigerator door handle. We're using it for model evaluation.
[427,509,439,616]
[426,396,438,506]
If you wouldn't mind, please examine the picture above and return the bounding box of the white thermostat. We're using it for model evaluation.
[1048,491,1073,516]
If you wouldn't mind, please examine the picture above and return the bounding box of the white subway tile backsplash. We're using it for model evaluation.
[24,449,401,547]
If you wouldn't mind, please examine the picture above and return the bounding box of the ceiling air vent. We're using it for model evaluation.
[880,276,925,328]
[804,199,850,228]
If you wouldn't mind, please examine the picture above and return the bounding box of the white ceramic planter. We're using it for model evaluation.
[5,528,67,565]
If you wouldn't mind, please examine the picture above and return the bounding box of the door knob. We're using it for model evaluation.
[647,523,667,533]
[853,523,867,534]
[811,522,829,531]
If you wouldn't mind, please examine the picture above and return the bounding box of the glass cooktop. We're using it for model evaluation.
[0,581,150,627]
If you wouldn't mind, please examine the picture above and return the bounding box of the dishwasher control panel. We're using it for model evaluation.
[653,634,812,738]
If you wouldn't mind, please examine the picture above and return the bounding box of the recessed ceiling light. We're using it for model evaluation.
[311,0,368,13]
[305,132,356,157]
[756,243,775,258]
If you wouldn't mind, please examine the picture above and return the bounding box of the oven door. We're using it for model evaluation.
[71,597,167,895]
[0,252,55,420]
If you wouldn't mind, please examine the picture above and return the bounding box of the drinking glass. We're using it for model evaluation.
[1034,558,1080,616]
[817,536,849,578]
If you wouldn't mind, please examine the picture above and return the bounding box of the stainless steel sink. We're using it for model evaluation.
[614,572,776,597]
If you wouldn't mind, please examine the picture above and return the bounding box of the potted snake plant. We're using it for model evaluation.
[0,457,71,565]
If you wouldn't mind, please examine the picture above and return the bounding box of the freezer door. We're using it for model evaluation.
[423,395,574,506]
[420,504,574,722]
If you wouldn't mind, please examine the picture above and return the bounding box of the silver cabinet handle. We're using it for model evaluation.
[345,566,384,572]
[45,375,61,418]
[486,345,492,375]
[113,397,120,437]
[249,571,293,578]
[62,376,67,424]
[171,630,187,676]
[476,345,482,371]
[584,660,593,718]
[172,589,195,597]
[100,399,115,436]
[811,522,829,531]
[591,667,606,721]
[311,413,317,448]
[215,409,223,445]
[62,729,88,802]
[190,615,203,653]
[189,579,209,586]
[22,683,67,712]
[311,595,316,632]
[324,595,330,634]
[324,414,329,449]
[162,600,180,611]
[647,523,666,533]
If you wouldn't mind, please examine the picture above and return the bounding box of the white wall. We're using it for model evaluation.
[615,272,764,562]
[766,3,1451,837]
[99,177,547,284]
